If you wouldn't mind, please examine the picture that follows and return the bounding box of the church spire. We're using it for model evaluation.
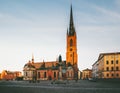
[66,4,77,67]
[32,53,34,63]
[67,28,69,35]
[69,4,75,36]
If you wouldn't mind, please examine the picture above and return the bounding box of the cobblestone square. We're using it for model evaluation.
[0,80,120,93]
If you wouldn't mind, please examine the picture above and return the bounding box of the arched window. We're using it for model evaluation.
[70,39,73,46]
[44,72,46,78]
[38,72,40,78]
[54,72,56,78]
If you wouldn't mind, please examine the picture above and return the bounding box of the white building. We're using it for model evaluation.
[92,61,98,78]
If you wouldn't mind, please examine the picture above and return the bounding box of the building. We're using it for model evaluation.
[1,70,22,80]
[23,5,78,81]
[78,70,82,79]
[93,52,120,79]
[23,55,68,81]
[82,68,92,79]
[66,5,78,67]
[23,61,36,81]
[0,73,1,80]
[92,61,98,78]
[66,5,78,79]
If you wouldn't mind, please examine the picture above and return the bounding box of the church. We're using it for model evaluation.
[23,5,78,81]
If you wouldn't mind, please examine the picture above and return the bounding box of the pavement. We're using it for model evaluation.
[0,80,120,93]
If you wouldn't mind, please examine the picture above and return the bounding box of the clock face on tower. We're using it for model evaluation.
[70,48,72,51]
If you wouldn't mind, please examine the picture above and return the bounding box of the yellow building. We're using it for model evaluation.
[0,73,1,80]
[97,52,120,78]
[82,68,92,79]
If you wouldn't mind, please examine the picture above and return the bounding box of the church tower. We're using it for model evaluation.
[66,5,78,67]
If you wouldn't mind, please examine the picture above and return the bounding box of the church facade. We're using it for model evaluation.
[23,5,78,81]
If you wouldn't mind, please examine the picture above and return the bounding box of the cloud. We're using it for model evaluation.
[0,13,32,26]
[115,0,120,9]
[77,25,120,34]
[75,2,120,28]
[91,4,120,24]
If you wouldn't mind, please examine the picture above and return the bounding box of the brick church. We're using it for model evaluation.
[23,5,78,81]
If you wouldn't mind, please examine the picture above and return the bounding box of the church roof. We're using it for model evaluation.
[24,60,66,70]
[24,63,35,68]
[33,61,58,69]
[24,61,59,69]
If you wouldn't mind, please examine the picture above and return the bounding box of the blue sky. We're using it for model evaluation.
[0,0,120,72]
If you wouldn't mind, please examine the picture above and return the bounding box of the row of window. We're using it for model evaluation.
[106,73,119,77]
[106,67,119,71]
[106,60,119,64]
[37,72,57,78]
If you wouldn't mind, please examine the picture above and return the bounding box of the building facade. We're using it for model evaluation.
[92,52,120,79]
[82,68,92,79]
[1,70,22,80]
[23,62,36,81]
[23,5,78,81]
[92,61,98,78]
[0,73,1,80]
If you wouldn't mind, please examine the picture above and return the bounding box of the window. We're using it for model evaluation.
[25,72,27,76]
[116,73,119,77]
[70,39,73,47]
[106,67,109,71]
[38,72,40,78]
[44,72,46,78]
[111,67,114,71]
[116,67,119,71]
[54,72,56,78]
[107,73,109,77]
[111,73,114,77]
[116,60,119,64]
[106,61,109,64]
[111,60,114,64]
[70,48,72,51]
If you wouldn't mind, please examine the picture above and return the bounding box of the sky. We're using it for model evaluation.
[0,0,120,73]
